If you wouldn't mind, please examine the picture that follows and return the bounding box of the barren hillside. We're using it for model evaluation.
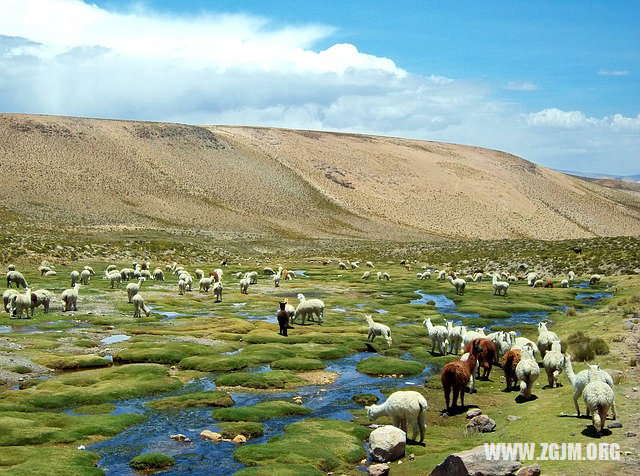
[1,113,639,240]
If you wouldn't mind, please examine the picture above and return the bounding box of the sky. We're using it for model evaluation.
[1,0,638,174]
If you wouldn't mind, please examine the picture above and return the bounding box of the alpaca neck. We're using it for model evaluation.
[464,353,477,373]
[564,358,577,387]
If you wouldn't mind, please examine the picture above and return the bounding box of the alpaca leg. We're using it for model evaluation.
[611,399,617,420]
[546,368,553,387]
[444,385,451,410]
[573,391,581,416]
[431,340,435,353]
[452,387,459,408]
[460,386,465,407]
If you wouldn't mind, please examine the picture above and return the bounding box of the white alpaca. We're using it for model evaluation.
[582,367,615,435]
[423,318,449,355]
[589,274,601,285]
[473,272,483,282]
[3,289,18,312]
[515,346,540,399]
[508,275,517,282]
[83,266,95,275]
[511,336,539,357]
[491,273,509,296]
[126,278,145,303]
[195,269,204,280]
[80,269,91,285]
[239,277,250,294]
[526,272,538,286]
[533,279,544,288]
[495,332,511,363]
[564,355,616,419]
[366,391,428,443]
[272,267,283,287]
[30,289,52,315]
[178,273,193,291]
[382,272,391,281]
[6,271,28,288]
[212,282,223,302]
[362,271,371,279]
[10,288,32,319]
[365,261,374,268]
[104,270,121,288]
[120,268,135,281]
[542,341,564,388]
[70,270,80,286]
[38,265,52,275]
[465,274,473,282]
[294,293,325,324]
[338,261,347,270]
[246,271,258,284]
[106,264,117,273]
[463,327,485,347]
[44,270,57,277]
[365,315,392,347]
[178,279,186,295]
[445,320,464,354]
[140,269,152,280]
[568,271,575,282]
[460,351,480,392]
[132,293,150,318]
[376,271,382,280]
[61,284,80,312]
[350,261,360,269]
[438,270,447,280]
[448,275,466,295]
[263,267,275,276]
[199,276,214,292]
[536,321,560,359]
[560,279,569,288]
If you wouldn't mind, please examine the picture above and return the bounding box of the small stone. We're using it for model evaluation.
[77,445,85,450]
[517,463,541,476]
[397,460,402,465]
[570,432,576,436]
[506,415,521,422]
[360,459,367,465]
[367,463,389,476]
[607,422,623,429]
[200,430,223,442]
[625,432,637,437]
[466,409,482,418]
[465,415,496,434]
[409,454,415,461]
[170,434,189,442]
[232,434,247,444]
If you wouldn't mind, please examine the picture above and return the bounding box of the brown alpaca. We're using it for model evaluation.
[277,301,289,337]
[544,278,554,288]
[502,349,521,391]
[441,341,481,410]
[209,271,219,282]
[463,338,496,380]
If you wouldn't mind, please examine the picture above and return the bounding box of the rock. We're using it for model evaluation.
[506,415,520,422]
[170,434,190,442]
[466,409,482,418]
[625,431,637,437]
[200,430,223,442]
[369,425,406,463]
[409,453,415,461]
[607,421,623,429]
[232,434,247,444]
[465,415,496,434]
[77,445,85,450]
[430,446,523,476]
[368,463,390,476]
[517,464,541,476]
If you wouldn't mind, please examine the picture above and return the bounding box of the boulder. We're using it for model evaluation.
[466,409,482,418]
[369,425,406,463]
[429,445,523,476]
[232,434,247,444]
[368,463,390,476]
[200,430,223,442]
[170,433,190,442]
[516,464,541,476]
[466,415,496,434]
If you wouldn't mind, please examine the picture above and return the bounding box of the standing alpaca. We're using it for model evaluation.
[536,321,560,359]
[195,269,204,280]
[294,294,324,324]
[589,274,601,285]
[502,349,521,391]
[153,268,165,281]
[365,315,392,347]
[104,270,121,288]
[199,276,214,292]
[239,276,250,294]
[6,271,28,289]
[463,338,496,380]
[70,270,80,287]
[564,355,616,419]
[245,271,258,284]
[132,293,150,318]
[423,318,449,355]
[80,269,91,285]
[61,284,80,312]
[448,275,466,295]
[543,341,564,388]
[376,271,382,280]
[515,345,540,400]
[10,288,32,319]
[462,327,486,347]
[30,289,52,315]
[445,320,465,354]
[178,279,186,295]
[568,271,575,283]
[582,367,615,435]
[366,391,428,443]
[212,282,223,302]
[526,272,538,286]
[126,278,145,303]
[441,341,481,410]
[277,301,290,336]
[491,273,509,296]
[272,267,283,287]
[3,289,18,312]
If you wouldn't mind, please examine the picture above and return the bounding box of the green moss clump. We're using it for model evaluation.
[212,401,312,422]
[113,342,218,365]
[217,421,264,439]
[9,365,32,374]
[351,394,379,406]
[74,403,117,414]
[215,370,305,390]
[356,356,425,376]
[129,453,175,471]
[271,358,325,371]
[234,464,324,476]
[178,355,252,372]
[147,391,234,410]
[34,354,111,370]
[0,446,102,475]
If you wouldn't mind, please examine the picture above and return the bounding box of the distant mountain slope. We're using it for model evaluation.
[1,114,639,240]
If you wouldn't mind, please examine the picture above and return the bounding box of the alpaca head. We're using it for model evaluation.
[279,301,287,310]
[423,318,432,327]
[550,341,562,353]
[476,327,485,335]
[538,321,548,332]
[365,404,381,420]
[297,293,305,302]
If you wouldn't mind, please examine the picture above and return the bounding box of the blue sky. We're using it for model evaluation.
[1,0,638,174]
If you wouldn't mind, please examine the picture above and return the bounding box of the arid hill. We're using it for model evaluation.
[1,113,639,240]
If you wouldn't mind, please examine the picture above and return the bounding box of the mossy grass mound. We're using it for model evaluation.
[271,358,325,371]
[212,401,312,422]
[129,452,175,472]
[233,419,370,472]
[147,391,233,410]
[234,464,324,476]
[0,445,102,475]
[34,354,111,370]
[113,341,220,364]
[351,393,379,406]
[74,403,117,414]
[215,370,305,390]
[356,356,425,376]
[217,421,264,439]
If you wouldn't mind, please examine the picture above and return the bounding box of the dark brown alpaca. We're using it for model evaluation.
[441,341,481,410]
[502,349,521,391]
[463,338,496,380]
[544,278,554,288]
[277,301,289,337]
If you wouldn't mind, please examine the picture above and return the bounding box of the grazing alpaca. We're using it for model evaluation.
[3,289,18,313]
[382,272,391,281]
[441,340,481,410]
[80,269,91,285]
[61,284,80,312]
[533,279,544,288]
[560,279,569,288]
[132,293,150,318]
[294,293,324,324]
[543,341,564,388]
[583,367,615,435]
[502,349,521,391]
[536,321,560,359]
[463,338,496,380]
[568,271,575,282]
[178,279,186,295]
[515,345,540,400]
[365,315,392,347]
[423,318,449,355]
[362,271,371,279]
[239,276,250,294]
[366,391,428,443]
[30,289,52,315]
[544,278,554,288]
[10,288,32,319]
[447,275,466,295]
[6,271,28,288]
[104,270,122,288]
[526,272,538,286]
[126,278,145,303]
[277,301,290,336]
[491,273,509,296]
[70,270,80,287]
[589,274,601,285]
[563,355,616,419]
[445,320,465,354]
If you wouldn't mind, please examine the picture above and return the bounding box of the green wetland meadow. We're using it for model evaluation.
[0,234,638,475]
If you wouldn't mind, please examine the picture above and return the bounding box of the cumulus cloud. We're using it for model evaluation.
[505,81,539,91]
[598,69,630,76]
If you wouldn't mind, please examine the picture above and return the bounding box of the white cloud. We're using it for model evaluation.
[598,69,630,76]
[525,108,593,128]
[505,81,539,91]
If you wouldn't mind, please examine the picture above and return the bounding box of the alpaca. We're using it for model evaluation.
[564,355,616,419]
[132,293,150,318]
[589,274,601,285]
[293,293,324,324]
[277,301,290,336]
[120,268,135,281]
[178,279,186,295]
[199,276,214,292]
[80,269,91,285]
[126,278,145,303]
[44,270,57,277]
[423,318,448,355]
[104,270,121,288]
[272,267,283,287]
[582,367,615,435]
[69,270,80,287]
[365,261,374,268]
[568,271,575,282]
[560,279,569,288]
[10,288,32,319]
[366,391,428,442]
[263,267,275,276]
[38,265,51,275]
[6,271,28,289]
[533,279,544,288]
[350,261,360,269]
[460,351,479,392]
[463,338,496,380]
[106,264,117,273]
[445,320,464,354]
[543,278,554,288]
[511,337,539,357]
[462,327,486,347]
[212,282,223,302]
[448,275,466,295]
[195,269,204,280]
[515,345,540,400]
[537,321,560,359]
[508,275,517,282]
[543,341,564,388]
[376,271,382,280]
[3,289,18,312]
[382,272,391,281]
[491,273,509,296]
[140,270,152,280]
[495,331,512,363]
[438,270,447,280]
[239,277,250,294]
[441,341,481,410]
[362,271,371,279]
[365,315,392,347]
[502,349,521,391]
[473,272,483,282]
[179,273,193,291]
[61,284,80,312]
[245,271,258,284]
[526,272,538,286]
[338,261,347,270]
[30,289,52,315]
